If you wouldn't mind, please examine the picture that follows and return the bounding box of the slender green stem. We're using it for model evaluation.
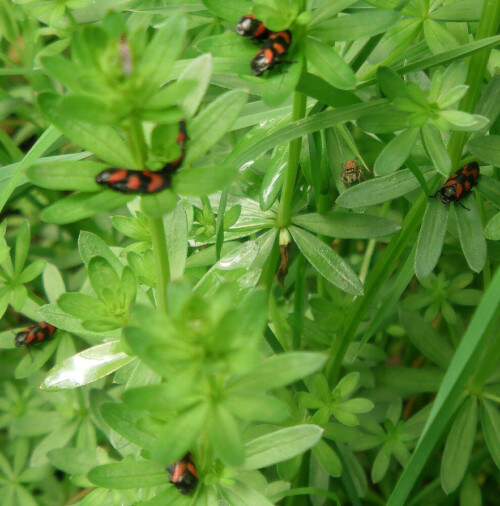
[127,121,148,169]
[149,217,170,313]
[447,0,500,168]
[278,91,307,227]
[293,254,306,350]
[27,290,45,306]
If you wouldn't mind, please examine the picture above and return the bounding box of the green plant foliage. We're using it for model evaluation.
[1,0,499,505]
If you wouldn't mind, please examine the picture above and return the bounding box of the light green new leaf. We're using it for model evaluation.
[290,226,363,295]
[185,89,248,163]
[304,38,356,90]
[177,53,212,118]
[89,461,168,489]
[242,425,323,470]
[430,0,482,21]
[374,128,419,176]
[423,19,459,55]
[312,439,342,477]
[260,143,287,211]
[164,203,188,280]
[202,0,250,22]
[415,197,449,279]
[441,397,477,494]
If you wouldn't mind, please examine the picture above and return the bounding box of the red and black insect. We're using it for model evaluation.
[235,14,271,42]
[167,453,198,495]
[251,30,292,76]
[95,121,187,194]
[15,322,57,348]
[432,162,480,210]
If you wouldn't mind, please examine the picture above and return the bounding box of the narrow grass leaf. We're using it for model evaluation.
[455,199,486,272]
[290,226,364,295]
[89,461,168,489]
[292,212,400,239]
[374,128,419,176]
[387,266,500,506]
[441,397,477,494]
[337,168,434,208]
[421,124,451,176]
[242,425,323,470]
[415,197,449,279]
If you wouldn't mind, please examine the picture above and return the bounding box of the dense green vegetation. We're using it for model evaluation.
[0,0,499,504]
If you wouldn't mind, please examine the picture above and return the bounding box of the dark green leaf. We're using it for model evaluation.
[469,136,500,166]
[374,366,443,393]
[441,398,477,494]
[292,212,400,239]
[455,199,486,273]
[421,124,451,176]
[290,226,363,295]
[374,128,419,176]
[480,400,500,470]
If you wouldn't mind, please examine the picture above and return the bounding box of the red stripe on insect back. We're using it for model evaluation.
[108,169,128,183]
[15,322,57,348]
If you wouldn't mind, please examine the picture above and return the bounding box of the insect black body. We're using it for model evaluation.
[235,14,271,41]
[432,162,479,210]
[250,30,292,76]
[167,453,198,495]
[15,322,57,348]
[95,121,186,194]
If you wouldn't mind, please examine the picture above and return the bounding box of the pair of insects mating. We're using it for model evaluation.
[95,120,187,194]
[236,14,293,76]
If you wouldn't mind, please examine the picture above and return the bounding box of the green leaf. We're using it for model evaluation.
[100,402,156,450]
[38,93,134,168]
[372,446,391,483]
[176,53,212,118]
[469,136,500,166]
[485,212,500,240]
[172,166,238,196]
[48,448,98,475]
[41,341,134,390]
[263,46,304,107]
[292,212,400,239]
[42,264,65,304]
[138,13,186,97]
[0,0,19,44]
[387,267,500,506]
[165,203,188,280]
[30,421,79,466]
[27,160,105,191]
[476,175,500,210]
[374,367,443,393]
[455,199,486,273]
[376,67,406,99]
[460,475,482,506]
[437,85,468,109]
[89,461,168,489]
[415,197,449,279]
[153,402,209,465]
[18,259,46,284]
[58,95,128,126]
[14,221,30,276]
[209,404,244,466]
[79,231,123,272]
[242,425,323,470]
[15,338,59,380]
[290,226,363,295]
[225,393,288,423]
[308,10,399,41]
[480,400,500,469]
[304,38,356,90]
[260,144,287,211]
[228,352,327,393]
[430,0,482,21]
[41,191,133,224]
[58,293,110,320]
[185,89,248,164]
[312,439,342,477]
[374,128,419,176]
[358,110,409,133]
[400,312,453,369]
[337,167,434,208]
[421,124,451,176]
[88,257,120,302]
[202,0,250,23]
[423,19,459,55]
[441,397,477,494]
[140,191,177,219]
[253,1,298,31]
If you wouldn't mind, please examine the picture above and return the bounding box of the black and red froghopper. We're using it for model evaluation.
[250,30,292,76]
[433,162,480,210]
[15,322,57,348]
[167,453,198,495]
